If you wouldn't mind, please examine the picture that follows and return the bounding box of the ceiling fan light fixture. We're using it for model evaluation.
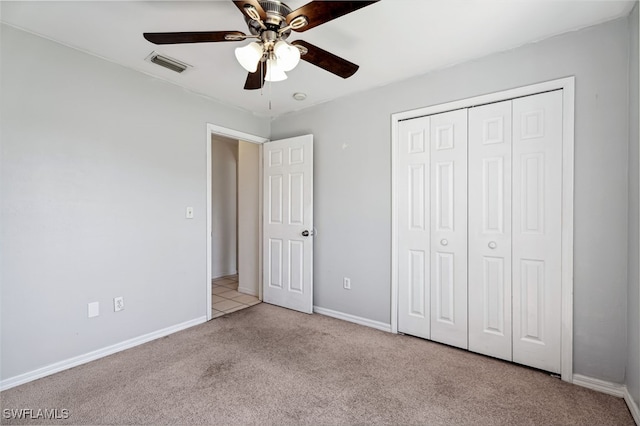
[235,42,263,72]
[143,0,379,91]
[265,58,287,82]
[274,40,300,72]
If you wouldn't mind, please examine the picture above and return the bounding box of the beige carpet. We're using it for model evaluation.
[0,303,634,425]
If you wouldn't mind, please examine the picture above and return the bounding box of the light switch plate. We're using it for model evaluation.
[343,277,351,290]
[186,206,194,219]
[88,302,99,318]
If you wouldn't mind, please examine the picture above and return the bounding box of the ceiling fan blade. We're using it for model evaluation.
[233,0,267,21]
[244,62,266,90]
[286,1,379,32]
[143,31,245,45]
[292,40,359,79]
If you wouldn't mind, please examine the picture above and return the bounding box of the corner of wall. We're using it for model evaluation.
[627,0,640,412]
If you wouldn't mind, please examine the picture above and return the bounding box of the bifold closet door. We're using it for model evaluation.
[429,109,468,349]
[398,90,563,373]
[397,116,431,340]
[397,110,468,348]
[468,100,513,361]
[468,91,563,373]
[511,91,562,374]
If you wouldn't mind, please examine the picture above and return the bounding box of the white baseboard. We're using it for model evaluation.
[572,374,626,397]
[624,387,640,425]
[0,316,207,392]
[313,306,391,333]
[212,271,238,280]
[237,286,258,297]
[573,374,639,424]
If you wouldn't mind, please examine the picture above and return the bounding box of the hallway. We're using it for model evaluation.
[211,275,260,318]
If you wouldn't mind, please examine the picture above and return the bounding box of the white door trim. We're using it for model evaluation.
[390,76,575,381]
[206,123,269,320]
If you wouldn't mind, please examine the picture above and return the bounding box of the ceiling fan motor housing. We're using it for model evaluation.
[246,0,294,39]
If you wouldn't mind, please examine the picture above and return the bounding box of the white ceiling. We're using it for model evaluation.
[1,1,635,117]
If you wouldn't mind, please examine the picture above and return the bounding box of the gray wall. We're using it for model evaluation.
[627,3,640,408]
[0,24,269,381]
[211,136,238,278]
[272,17,631,383]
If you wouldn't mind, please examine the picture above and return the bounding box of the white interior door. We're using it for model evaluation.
[468,100,513,361]
[397,117,431,339]
[512,91,563,373]
[429,109,468,349]
[262,135,314,314]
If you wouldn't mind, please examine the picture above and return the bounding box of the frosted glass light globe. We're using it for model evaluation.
[235,42,263,73]
[265,58,287,82]
[274,41,300,72]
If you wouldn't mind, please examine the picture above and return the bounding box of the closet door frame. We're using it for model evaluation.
[391,76,575,382]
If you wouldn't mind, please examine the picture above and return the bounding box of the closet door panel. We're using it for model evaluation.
[397,117,431,339]
[430,109,468,349]
[512,91,562,374]
[468,100,513,361]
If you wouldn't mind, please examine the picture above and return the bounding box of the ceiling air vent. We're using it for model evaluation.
[145,51,191,73]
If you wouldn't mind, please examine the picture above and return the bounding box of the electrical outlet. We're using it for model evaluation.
[186,206,194,219]
[114,297,124,312]
[343,277,351,290]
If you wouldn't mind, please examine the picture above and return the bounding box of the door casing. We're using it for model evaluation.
[390,77,575,381]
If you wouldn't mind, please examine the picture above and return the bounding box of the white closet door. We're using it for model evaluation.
[397,117,431,339]
[468,100,513,361]
[512,91,563,374]
[429,109,468,349]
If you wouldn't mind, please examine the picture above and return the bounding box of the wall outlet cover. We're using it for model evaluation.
[114,297,124,312]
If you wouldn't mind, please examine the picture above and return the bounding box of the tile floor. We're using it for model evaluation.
[212,275,260,319]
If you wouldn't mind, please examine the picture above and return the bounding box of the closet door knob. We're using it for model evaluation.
[488,241,497,249]
[440,239,448,246]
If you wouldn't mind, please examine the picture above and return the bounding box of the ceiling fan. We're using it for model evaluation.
[143,0,379,90]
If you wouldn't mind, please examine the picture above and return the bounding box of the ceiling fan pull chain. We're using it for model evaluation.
[260,60,264,96]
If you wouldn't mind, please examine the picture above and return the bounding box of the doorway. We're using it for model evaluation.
[206,124,268,320]
[210,135,261,318]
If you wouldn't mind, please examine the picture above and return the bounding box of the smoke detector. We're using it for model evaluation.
[293,92,307,101]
